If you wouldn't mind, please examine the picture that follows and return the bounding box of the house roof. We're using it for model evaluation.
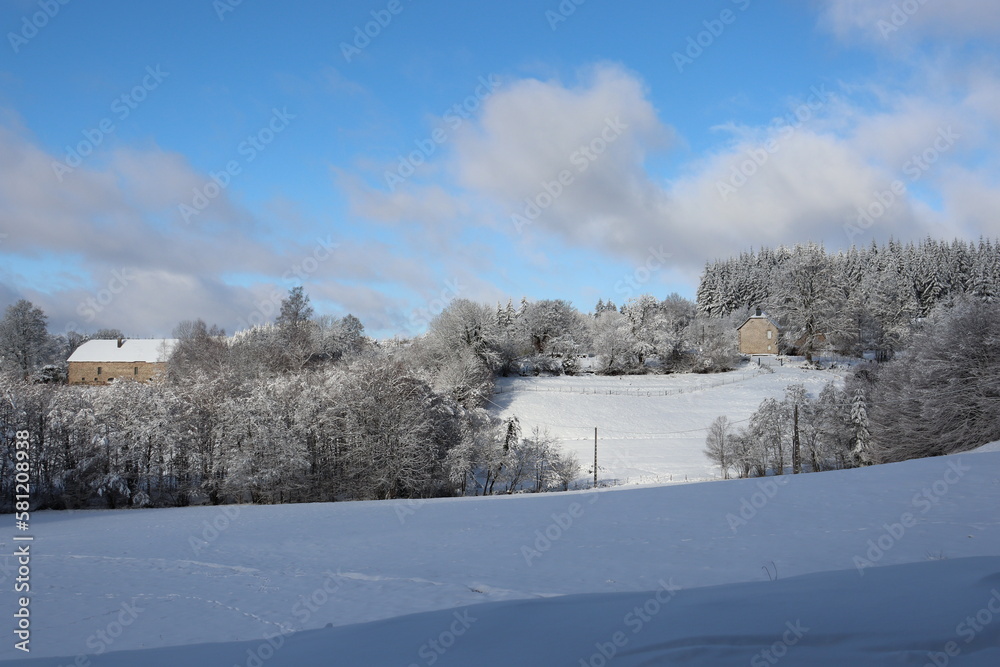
[737,313,781,331]
[67,339,178,364]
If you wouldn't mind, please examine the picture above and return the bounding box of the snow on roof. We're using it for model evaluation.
[67,339,178,364]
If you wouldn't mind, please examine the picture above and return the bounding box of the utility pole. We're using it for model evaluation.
[792,404,801,474]
[594,427,598,488]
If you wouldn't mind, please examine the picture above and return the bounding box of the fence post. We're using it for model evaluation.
[594,427,598,489]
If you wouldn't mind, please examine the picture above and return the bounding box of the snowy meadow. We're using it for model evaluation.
[3,445,999,665]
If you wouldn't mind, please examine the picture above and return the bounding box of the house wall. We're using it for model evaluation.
[68,361,167,385]
[738,319,780,355]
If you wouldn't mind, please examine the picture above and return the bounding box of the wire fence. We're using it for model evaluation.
[493,368,769,398]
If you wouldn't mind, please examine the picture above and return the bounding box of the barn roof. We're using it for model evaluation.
[67,339,178,364]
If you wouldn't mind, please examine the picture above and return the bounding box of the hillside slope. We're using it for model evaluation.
[3,448,999,665]
[490,364,843,484]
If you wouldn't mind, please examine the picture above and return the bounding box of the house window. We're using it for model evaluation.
[134,366,138,375]
[97,366,102,375]
[767,331,772,339]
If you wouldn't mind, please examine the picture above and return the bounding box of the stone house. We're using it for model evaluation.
[67,338,177,385]
[736,310,781,355]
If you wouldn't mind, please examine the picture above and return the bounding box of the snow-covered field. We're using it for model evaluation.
[491,363,842,484]
[5,365,1000,666]
[5,446,1000,666]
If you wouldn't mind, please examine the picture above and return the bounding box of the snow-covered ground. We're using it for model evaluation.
[5,447,1000,666]
[490,362,842,484]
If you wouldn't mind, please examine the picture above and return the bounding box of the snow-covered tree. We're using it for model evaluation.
[860,297,1000,461]
[338,357,460,500]
[850,388,874,466]
[520,299,585,356]
[697,238,1000,359]
[766,243,837,362]
[0,299,57,378]
[169,319,228,380]
[313,314,368,362]
[810,382,853,470]
[687,315,739,373]
[592,310,639,374]
[276,286,314,328]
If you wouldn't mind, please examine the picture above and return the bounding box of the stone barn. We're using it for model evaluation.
[737,310,781,355]
[67,338,178,385]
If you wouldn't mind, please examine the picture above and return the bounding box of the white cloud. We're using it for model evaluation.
[938,165,1000,238]
[454,65,671,200]
[0,119,443,336]
[342,172,469,228]
[344,61,997,276]
[444,64,952,265]
[964,68,1000,131]
[819,0,1000,45]
[109,148,247,225]
[672,131,906,249]
[443,64,675,262]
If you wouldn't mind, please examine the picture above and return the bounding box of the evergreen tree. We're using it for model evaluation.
[275,287,317,371]
[276,286,314,328]
[850,389,874,466]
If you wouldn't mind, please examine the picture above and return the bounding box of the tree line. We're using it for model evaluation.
[704,382,863,479]
[0,288,587,511]
[697,238,1000,360]
[706,296,1000,476]
[4,236,997,508]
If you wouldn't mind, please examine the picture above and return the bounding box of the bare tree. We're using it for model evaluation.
[168,319,228,380]
[704,416,735,479]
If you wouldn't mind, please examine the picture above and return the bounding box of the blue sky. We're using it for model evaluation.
[1,0,998,338]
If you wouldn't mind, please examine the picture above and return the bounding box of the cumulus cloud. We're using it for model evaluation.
[452,64,674,255]
[672,131,907,249]
[661,66,1000,255]
[446,65,967,266]
[454,65,670,198]
[344,61,996,278]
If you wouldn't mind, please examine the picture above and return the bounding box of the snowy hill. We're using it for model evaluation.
[490,363,842,484]
[4,448,1000,666]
